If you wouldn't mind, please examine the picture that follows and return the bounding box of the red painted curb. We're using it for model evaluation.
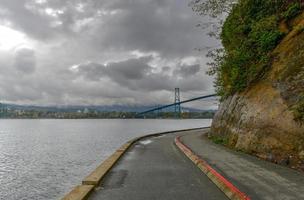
[175,136,251,200]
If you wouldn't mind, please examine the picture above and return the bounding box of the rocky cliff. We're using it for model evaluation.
[211,13,304,171]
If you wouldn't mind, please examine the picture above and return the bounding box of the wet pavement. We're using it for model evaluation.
[89,129,228,200]
[181,131,304,200]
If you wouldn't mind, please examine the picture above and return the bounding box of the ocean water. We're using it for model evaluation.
[0,119,211,199]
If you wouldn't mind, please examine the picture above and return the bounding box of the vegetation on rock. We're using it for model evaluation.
[192,0,304,121]
[294,98,304,122]
[207,0,302,97]
[208,135,228,145]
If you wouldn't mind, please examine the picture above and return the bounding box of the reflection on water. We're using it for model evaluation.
[0,119,211,199]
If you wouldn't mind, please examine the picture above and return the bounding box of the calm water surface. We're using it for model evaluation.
[0,119,211,199]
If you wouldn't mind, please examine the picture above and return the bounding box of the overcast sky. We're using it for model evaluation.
[0,0,220,108]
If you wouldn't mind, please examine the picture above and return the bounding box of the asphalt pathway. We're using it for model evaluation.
[181,130,304,200]
[89,130,228,200]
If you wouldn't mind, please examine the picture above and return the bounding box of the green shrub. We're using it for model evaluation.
[283,2,301,20]
[250,16,285,52]
[209,135,228,145]
[209,0,302,98]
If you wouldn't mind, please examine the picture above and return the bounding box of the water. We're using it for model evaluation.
[0,119,211,200]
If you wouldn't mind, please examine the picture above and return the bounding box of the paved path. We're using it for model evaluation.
[181,130,304,200]
[89,130,228,200]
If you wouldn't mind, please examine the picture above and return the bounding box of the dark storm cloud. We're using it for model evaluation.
[75,56,153,81]
[73,57,210,93]
[107,56,153,80]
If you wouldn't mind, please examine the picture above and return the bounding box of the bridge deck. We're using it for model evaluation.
[137,94,217,116]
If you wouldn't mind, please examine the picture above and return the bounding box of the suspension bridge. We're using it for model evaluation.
[136,88,217,118]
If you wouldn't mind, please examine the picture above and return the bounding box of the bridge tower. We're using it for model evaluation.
[174,88,181,118]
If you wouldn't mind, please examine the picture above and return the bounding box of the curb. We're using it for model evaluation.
[61,185,94,200]
[174,136,251,200]
[62,127,208,200]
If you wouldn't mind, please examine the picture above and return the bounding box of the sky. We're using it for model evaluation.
[0,0,220,108]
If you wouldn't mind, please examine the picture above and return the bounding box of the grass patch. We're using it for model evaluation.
[208,135,229,145]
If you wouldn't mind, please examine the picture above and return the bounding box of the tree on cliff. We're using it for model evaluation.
[192,0,303,98]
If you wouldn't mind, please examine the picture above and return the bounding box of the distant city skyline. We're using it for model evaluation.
[0,0,220,108]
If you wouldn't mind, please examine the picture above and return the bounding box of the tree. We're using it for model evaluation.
[190,0,236,17]
[192,0,303,98]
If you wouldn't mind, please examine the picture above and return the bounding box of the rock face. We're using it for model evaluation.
[211,13,304,170]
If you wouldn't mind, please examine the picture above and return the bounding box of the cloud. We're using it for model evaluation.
[72,57,210,93]
[0,0,219,107]
[73,56,153,81]
[173,64,200,77]
[14,47,36,73]
[106,56,153,80]
[87,0,213,58]
[74,62,105,81]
